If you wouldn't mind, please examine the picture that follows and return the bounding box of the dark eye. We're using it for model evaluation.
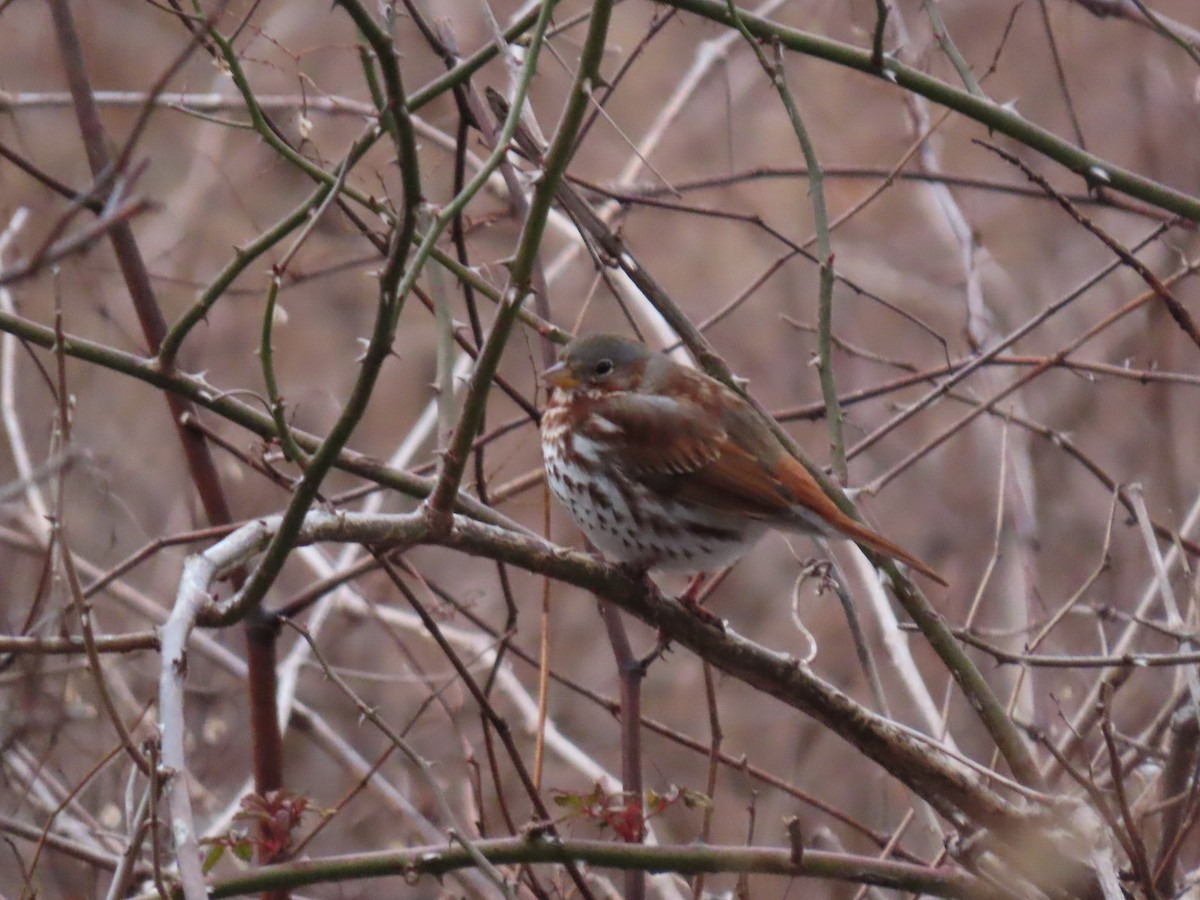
[594,359,614,377]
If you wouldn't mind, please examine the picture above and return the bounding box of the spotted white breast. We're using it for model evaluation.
[541,390,766,573]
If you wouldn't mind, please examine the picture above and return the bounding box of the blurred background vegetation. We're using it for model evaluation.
[1,0,1199,896]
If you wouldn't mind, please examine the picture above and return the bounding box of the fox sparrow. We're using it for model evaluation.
[540,334,946,591]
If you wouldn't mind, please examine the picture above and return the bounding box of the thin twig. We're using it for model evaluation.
[599,601,646,900]
[659,0,1200,221]
[283,620,517,899]
[1099,684,1157,897]
[863,261,1199,494]
[1036,0,1088,150]
[920,0,984,96]
[52,303,150,781]
[977,139,1200,351]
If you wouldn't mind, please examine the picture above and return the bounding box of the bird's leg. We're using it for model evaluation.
[614,564,724,635]
[676,573,724,630]
[679,573,706,603]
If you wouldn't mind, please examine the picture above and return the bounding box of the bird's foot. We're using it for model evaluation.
[615,560,654,582]
[677,592,725,630]
[615,565,725,635]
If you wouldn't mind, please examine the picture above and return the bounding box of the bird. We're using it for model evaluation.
[539,334,947,614]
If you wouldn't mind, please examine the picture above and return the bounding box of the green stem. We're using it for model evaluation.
[260,274,307,465]
[425,0,617,519]
[0,309,524,532]
[192,836,983,899]
[427,244,572,343]
[228,0,428,622]
[663,0,1200,221]
[921,0,983,97]
[728,14,845,481]
[157,124,380,369]
[157,0,566,367]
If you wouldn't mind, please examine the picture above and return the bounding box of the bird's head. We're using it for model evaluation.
[542,334,652,394]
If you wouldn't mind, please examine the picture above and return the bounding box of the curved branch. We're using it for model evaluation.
[177,836,986,899]
[162,509,1074,848]
[0,308,527,534]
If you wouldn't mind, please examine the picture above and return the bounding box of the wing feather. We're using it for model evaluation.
[581,384,948,585]
[587,393,794,517]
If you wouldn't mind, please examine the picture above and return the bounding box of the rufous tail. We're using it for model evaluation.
[774,454,948,586]
[834,514,948,587]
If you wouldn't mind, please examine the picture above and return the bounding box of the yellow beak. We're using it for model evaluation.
[542,360,578,390]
